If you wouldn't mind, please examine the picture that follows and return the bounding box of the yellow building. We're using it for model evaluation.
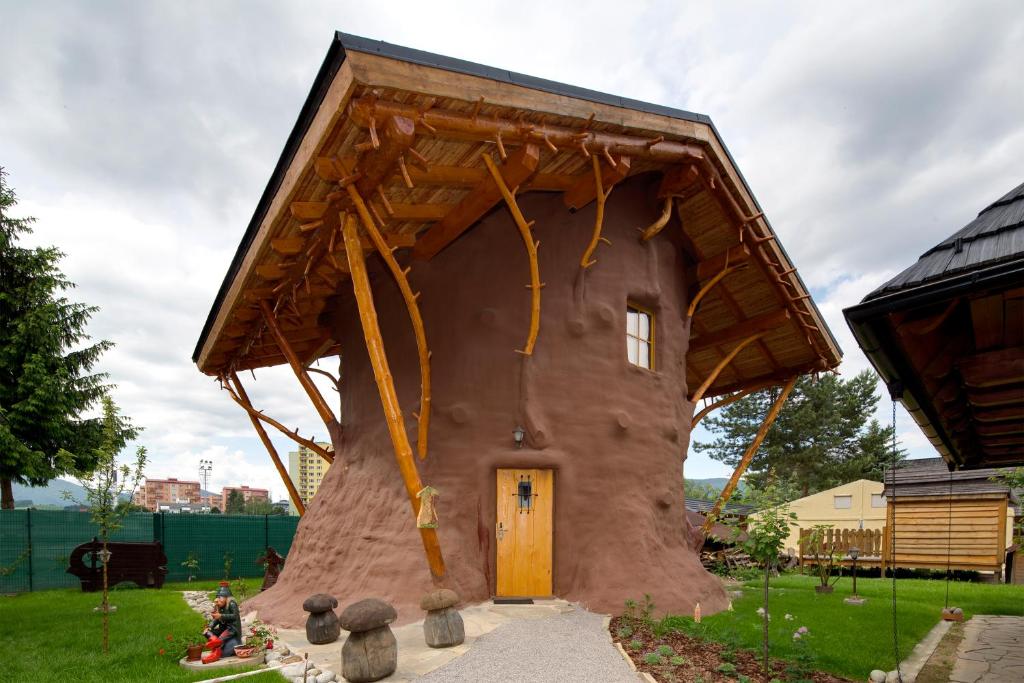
[288,442,331,514]
[755,479,888,553]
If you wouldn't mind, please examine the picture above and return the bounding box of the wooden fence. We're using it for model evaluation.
[798,527,885,567]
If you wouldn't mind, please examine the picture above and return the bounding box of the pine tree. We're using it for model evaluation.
[693,370,904,498]
[0,168,134,508]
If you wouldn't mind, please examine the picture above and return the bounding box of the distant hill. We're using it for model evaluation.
[689,477,730,490]
[11,478,129,507]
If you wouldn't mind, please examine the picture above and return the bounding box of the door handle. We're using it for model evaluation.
[496,521,506,541]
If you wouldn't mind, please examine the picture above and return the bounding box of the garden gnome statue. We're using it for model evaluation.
[256,547,284,591]
[420,589,464,648]
[302,593,340,644]
[339,598,398,682]
[201,585,242,663]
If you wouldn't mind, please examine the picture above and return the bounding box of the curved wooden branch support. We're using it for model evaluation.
[259,300,339,430]
[688,248,744,318]
[346,184,433,461]
[341,212,446,581]
[701,375,797,536]
[579,155,612,268]
[689,332,765,404]
[691,379,779,428]
[306,366,341,394]
[481,153,542,356]
[228,373,306,515]
[640,197,673,242]
[219,377,334,464]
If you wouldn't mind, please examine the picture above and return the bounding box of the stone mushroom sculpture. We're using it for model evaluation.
[339,598,398,683]
[303,593,341,644]
[420,589,464,648]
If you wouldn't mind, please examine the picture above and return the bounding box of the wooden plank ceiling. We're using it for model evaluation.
[887,288,1024,467]
[196,49,840,400]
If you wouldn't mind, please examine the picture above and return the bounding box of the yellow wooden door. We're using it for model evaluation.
[495,468,553,597]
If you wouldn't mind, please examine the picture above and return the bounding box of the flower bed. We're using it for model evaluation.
[609,616,852,682]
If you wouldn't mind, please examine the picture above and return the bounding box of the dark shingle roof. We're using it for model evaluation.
[883,457,1018,501]
[867,181,1024,300]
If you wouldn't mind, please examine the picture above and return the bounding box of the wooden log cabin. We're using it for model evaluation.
[882,457,1016,575]
[192,33,841,626]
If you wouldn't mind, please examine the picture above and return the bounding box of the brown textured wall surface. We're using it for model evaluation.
[245,173,728,627]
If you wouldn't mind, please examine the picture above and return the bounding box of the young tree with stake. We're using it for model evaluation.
[62,397,147,654]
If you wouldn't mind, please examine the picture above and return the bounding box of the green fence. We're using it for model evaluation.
[0,510,299,593]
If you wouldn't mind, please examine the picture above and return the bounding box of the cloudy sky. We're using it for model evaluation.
[2,1,1022,497]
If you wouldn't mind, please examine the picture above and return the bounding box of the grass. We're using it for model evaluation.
[0,582,286,683]
[660,574,1024,681]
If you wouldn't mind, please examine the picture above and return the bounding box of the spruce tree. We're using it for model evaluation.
[693,370,904,498]
[0,168,134,507]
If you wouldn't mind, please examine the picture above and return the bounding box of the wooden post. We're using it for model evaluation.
[230,372,306,516]
[259,300,339,429]
[346,183,433,461]
[340,212,447,580]
[701,375,797,535]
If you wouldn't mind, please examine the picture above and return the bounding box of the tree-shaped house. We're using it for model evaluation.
[193,34,841,625]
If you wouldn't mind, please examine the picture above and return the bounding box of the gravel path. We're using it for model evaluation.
[418,608,638,683]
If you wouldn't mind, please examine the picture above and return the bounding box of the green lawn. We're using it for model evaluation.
[0,583,286,683]
[662,574,1024,681]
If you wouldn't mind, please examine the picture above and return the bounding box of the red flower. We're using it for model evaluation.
[166,634,173,641]
[159,648,166,656]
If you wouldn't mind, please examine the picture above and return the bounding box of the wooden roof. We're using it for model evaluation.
[845,181,1024,470]
[193,33,841,399]
[883,457,1018,501]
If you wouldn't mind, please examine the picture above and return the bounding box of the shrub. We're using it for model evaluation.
[642,652,663,665]
[669,655,687,666]
[656,644,674,657]
[629,639,644,651]
[616,625,634,639]
[716,662,737,675]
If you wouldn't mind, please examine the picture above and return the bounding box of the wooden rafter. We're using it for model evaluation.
[689,309,790,355]
[687,254,745,319]
[482,153,543,355]
[228,373,307,515]
[414,144,540,260]
[701,375,798,535]
[219,376,333,463]
[341,212,446,581]
[346,184,434,461]
[351,98,704,166]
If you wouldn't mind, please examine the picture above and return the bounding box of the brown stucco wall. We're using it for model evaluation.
[245,173,728,627]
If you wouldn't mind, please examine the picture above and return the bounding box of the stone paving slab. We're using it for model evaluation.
[950,615,1024,683]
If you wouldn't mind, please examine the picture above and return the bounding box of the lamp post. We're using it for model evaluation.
[849,546,859,595]
[199,459,213,491]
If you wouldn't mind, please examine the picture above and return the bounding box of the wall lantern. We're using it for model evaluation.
[512,425,525,448]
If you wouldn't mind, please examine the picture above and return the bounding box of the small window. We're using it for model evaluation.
[871,494,886,508]
[834,495,852,509]
[627,305,654,369]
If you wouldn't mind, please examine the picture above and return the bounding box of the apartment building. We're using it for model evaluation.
[135,477,201,512]
[221,485,270,510]
[288,442,331,514]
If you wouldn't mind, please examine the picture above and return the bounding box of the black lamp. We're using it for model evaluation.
[848,546,860,597]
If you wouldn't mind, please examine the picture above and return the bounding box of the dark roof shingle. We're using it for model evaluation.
[867,181,1024,299]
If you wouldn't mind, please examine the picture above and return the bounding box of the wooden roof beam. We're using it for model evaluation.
[696,244,751,282]
[967,384,1024,407]
[354,115,416,196]
[317,157,578,192]
[350,98,706,165]
[689,309,790,354]
[413,144,541,260]
[958,346,1024,388]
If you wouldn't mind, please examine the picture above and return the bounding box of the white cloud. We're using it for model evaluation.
[4,0,1021,488]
